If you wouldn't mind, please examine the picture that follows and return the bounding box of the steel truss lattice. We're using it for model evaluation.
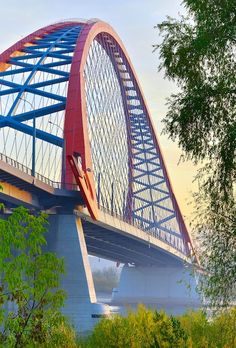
[0,24,82,182]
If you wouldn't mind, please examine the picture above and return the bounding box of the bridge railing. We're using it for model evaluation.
[0,152,77,191]
[95,173,189,256]
[0,152,189,257]
[0,152,32,176]
[98,204,187,256]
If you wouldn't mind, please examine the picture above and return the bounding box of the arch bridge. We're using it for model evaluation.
[0,19,200,331]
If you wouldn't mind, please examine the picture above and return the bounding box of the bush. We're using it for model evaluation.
[39,317,78,348]
[82,305,190,348]
[179,308,236,348]
[77,306,236,348]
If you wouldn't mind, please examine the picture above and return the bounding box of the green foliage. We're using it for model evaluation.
[155,0,236,308]
[0,206,66,348]
[195,193,236,309]
[34,316,78,348]
[77,306,236,348]
[82,305,190,348]
[0,184,4,211]
[92,267,119,293]
[156,1,236,196]
[179,308,236,348]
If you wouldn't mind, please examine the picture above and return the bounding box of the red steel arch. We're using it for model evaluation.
[0,22,81,70]
[63,20,194,253]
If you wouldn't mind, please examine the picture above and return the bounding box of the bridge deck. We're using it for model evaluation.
[0,153,192,266]
[76,208,189,267]
[0,153,82,209]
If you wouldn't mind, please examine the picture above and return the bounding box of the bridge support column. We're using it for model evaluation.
[47,214,110,332]
[112,264,201,314]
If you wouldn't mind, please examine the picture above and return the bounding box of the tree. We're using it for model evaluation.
[194,192,236,309]
[155,0,236,307]
[92,267,119,293]
[0,206,66,347]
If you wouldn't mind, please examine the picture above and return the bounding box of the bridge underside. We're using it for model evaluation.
[0,157,188,267]
[83,220,184,267]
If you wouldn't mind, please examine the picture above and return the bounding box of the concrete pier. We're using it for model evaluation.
[47,214,110,332]
[112,264,201,315]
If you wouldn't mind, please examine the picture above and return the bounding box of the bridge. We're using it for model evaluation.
[0,19,200,331]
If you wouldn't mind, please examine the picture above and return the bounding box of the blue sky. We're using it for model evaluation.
[0,0,197,219]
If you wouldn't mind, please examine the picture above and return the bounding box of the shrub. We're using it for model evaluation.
[77,306,236,348]
[179,308,236,348]
[84,304,190,348]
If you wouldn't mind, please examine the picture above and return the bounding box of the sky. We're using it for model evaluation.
[0,0,198,223]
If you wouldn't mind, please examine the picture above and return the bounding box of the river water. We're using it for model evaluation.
[96,292,200,316]
[96,292,172,316]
